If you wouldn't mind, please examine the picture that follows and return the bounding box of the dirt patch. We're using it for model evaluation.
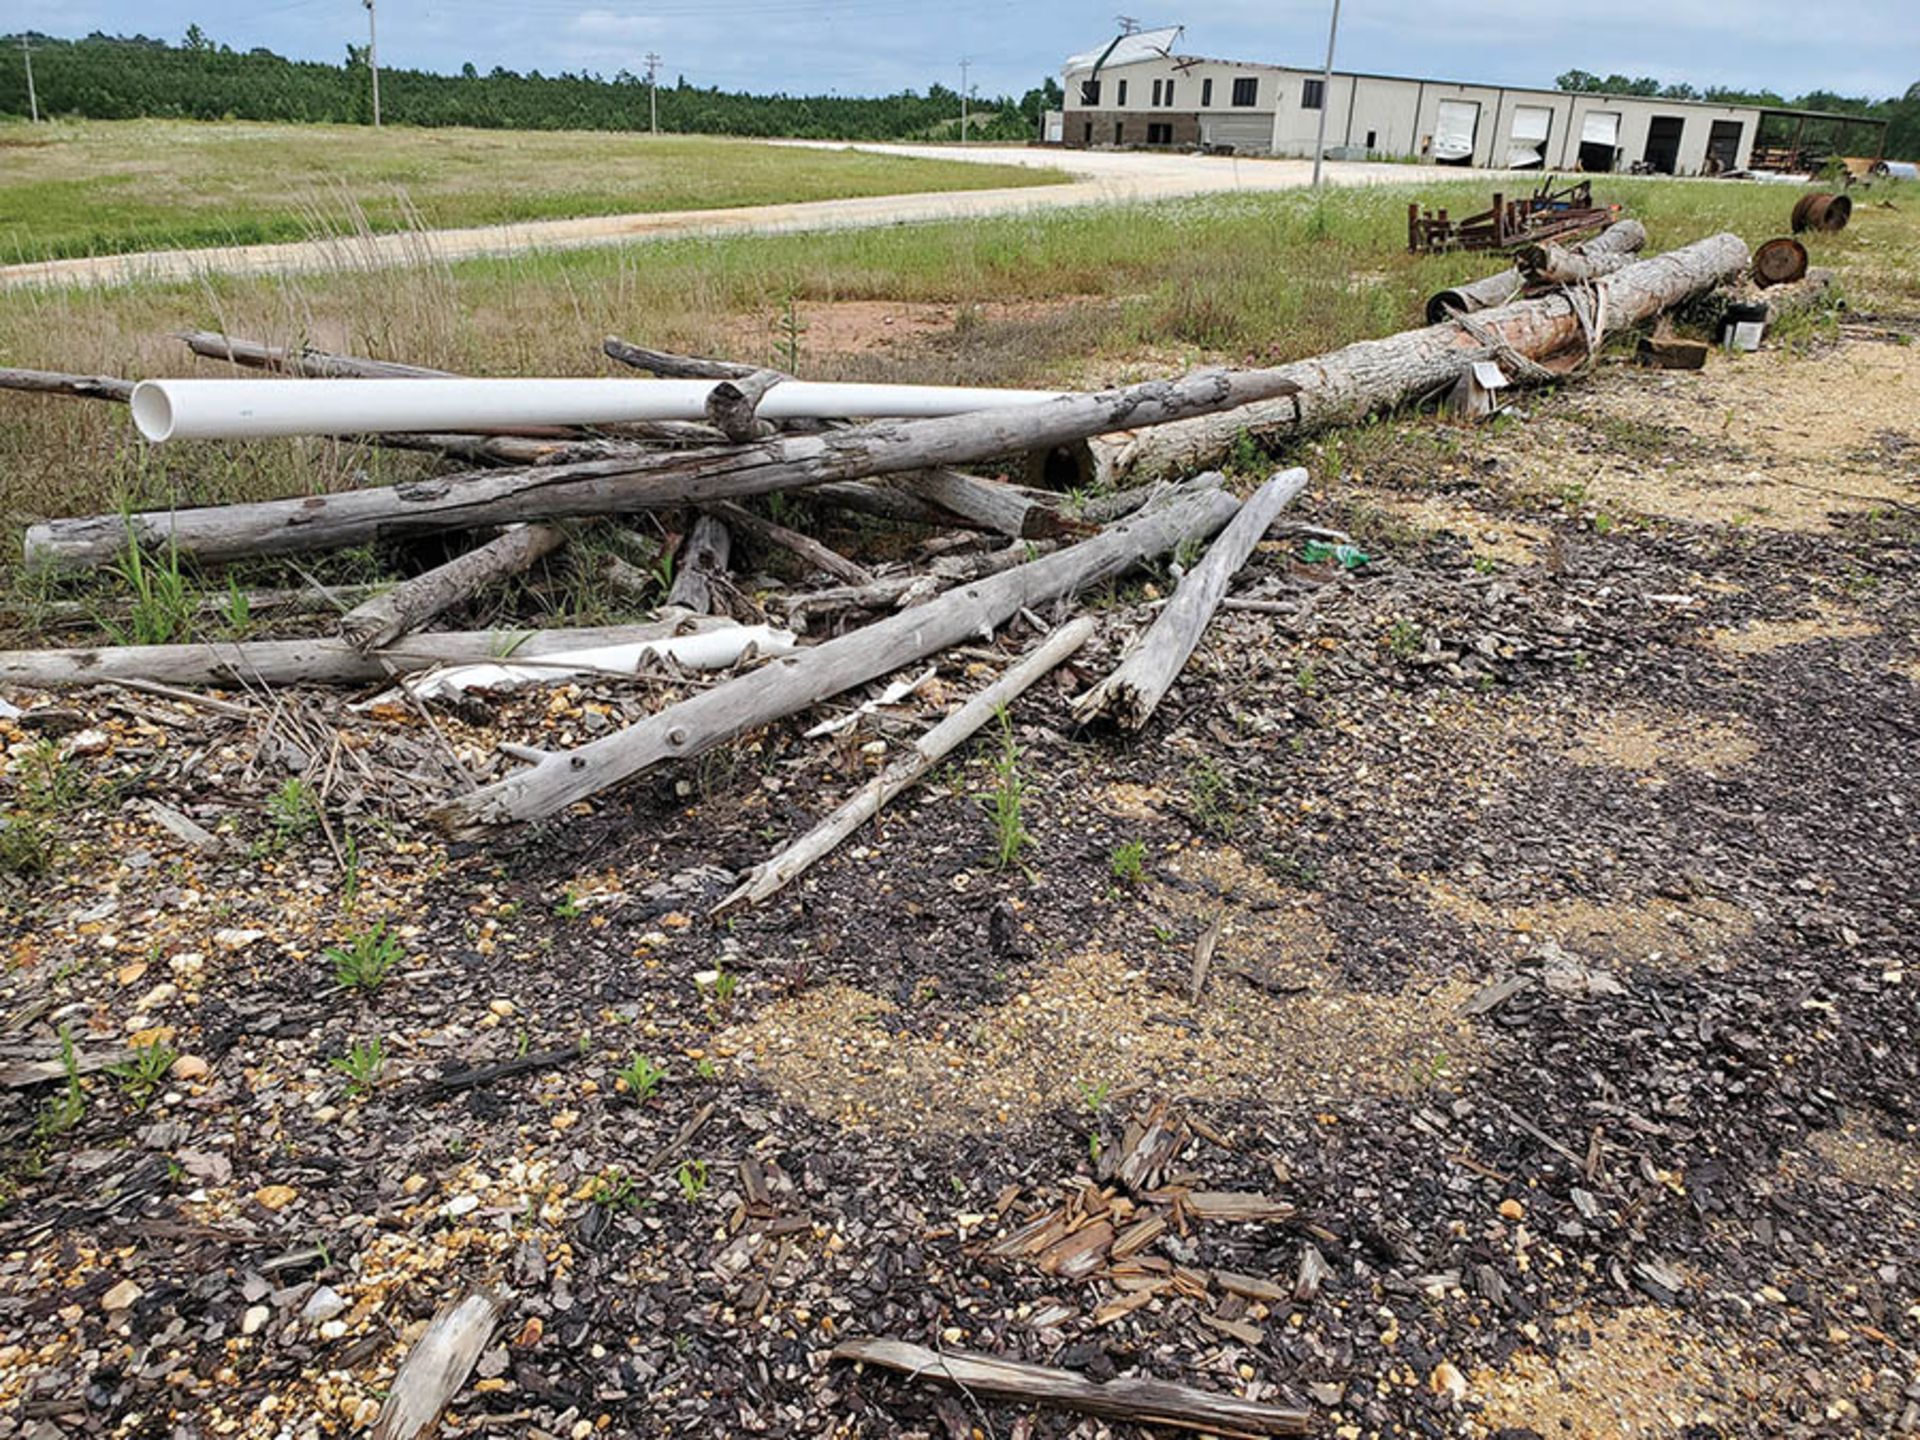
[715,297,1089,361]
[1706,600,1878,656]
[1469,1306,1738,1439]
[1363,492,1550,565]
[1562,707,1761,773]
[1804,1111,1920,1194]
[730,845,1475,1132]
[1428,882,1754,975]
[1098,781,1168,822]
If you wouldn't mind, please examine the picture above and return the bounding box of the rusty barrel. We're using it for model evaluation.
[1753,237,1810,287]
[1790,193,1852,234]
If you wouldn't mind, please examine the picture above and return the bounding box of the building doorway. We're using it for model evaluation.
[1643,115,1685,174]
[1146,122,1173,145]
[1577,111,1620,171]
[1508,105,1552,168]
[1432,99,1479,166]
[1706,120,1743,172]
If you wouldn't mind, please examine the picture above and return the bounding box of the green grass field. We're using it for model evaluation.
[1,172,1913,608]
[0,119,1066,262]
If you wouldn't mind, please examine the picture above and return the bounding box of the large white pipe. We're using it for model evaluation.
[129,377,1069,443]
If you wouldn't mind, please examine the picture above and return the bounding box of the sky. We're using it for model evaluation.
[13,0,1916,101]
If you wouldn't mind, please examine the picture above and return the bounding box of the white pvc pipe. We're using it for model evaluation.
[129,377,1069,443]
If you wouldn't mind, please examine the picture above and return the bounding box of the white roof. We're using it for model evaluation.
[1064,27,1184,76]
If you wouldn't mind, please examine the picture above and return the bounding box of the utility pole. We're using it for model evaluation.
[959,57,969,143]
[363,0,381,127]
[1310,0,1341,187]
[20,37,38,123]
[645,51,661,135]
[1116,15,1140,34]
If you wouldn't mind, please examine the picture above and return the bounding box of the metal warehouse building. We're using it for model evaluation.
[1054,27,1878,176]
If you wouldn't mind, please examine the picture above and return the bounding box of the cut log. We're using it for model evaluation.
[0,367,135,403]
[339,524,569,652]
[897,468,1073,539]
[1073,468,1308,730]
[716,617,1096,913]
[27,367,1299,573]
[431,480,1241,834]
[1515,241,1639,285]
[1763,268,1838,326]
[1424,218,1647,324]
[704,369,786,442]
[832,1338,1310,1437]
[1098,232,1745,485]
[179,329,448,378]
[702,501,872,585]
[370,1289,504,1440]
[665,512,733,614]
[0,617,734,690]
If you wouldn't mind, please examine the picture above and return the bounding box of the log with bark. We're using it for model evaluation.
[15,583,376,631]
[1072,468,1308,730]
[604,336,751,380]
[831,1338,1310,1437]
[717,616,1097,913]
[1096,231,1747,486]
[26,367,1300,573]
[338,524,570,652]
[1515,240,1640,285]
[0,367,135,403]
[0,617,735,690]
[430,479,1242,834]
[1423,218,1648,324]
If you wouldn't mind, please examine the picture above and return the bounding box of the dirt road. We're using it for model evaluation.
[0,143,1495,292]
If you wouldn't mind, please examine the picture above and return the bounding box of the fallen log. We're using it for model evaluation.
[703,501,872,585]
[338,524,570,652]
[831,1338,1310,1437]
[1098,232,1746,485]
[898,468,1073,539]
[1515,240,1639,285]
[430,480,1241,834]
[27,368,1299,572]
[604,335,750,380]
[717,616,1096,913]
[16,583,376,630]
[665,513,733,614]
[1073,468,1308,730]
[178,329,448,378]
[0,617,735,690]
[1423,218,1647,324]
[0,367,135,403]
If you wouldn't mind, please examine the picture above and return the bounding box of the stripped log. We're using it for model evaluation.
[1097,232,1746,485]
[665,513,733,614]
[604,336,750,380]
[339,524,569,652]
[178,330,448,378]
[717,617,1096,913]
[898,468,1073,539]
[703,501,872,585]
[1072,468,1308,730]
[26,368,1299,573]
[1425,218,1647,324]
[15,584,375,631]
[0,367,135,403]
[0,617,734,690]
[431,480,1241,834]
[832,1338,1310,1437]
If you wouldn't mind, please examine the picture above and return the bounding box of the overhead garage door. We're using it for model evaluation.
[1433,100,1479,162]
[1509,105,1552,168]
[1580,111,1620,147]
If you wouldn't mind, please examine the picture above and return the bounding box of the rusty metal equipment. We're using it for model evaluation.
[1408,178,1619,255]
[1753,237,1810,288]
[1790,193,1851,234]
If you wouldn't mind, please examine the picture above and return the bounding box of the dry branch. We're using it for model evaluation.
[603,336,752,380]
[703,501,872,584]
[704,369,786,442]
[178,330,448,379]
[430,480,1240,834]
[370,1290,504,1440]
[717,616,1096,913]
[832,1338,1310,1437]
[27,368,1299,572]
[1073,468,1306,729]
[898,468,1073,539]
[0,618,734,690]
[1097,232,1744,486]
[665,513,733,613]
[0,367,135,403]
[339,524,570,652]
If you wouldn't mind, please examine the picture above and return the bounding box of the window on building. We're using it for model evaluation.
[1151,79,1162,106]
[1201,77,1213,107]
[1115,121,1125,144]
[1148,122,1173,145]
[1083,121,1093,145]
[1163,80,1175,107]
[1302,78,1324,110]
[1365,129,1377,148]
[1116,79,1127,106]
[1080,79,1101,106]
[1231,76,1259,107]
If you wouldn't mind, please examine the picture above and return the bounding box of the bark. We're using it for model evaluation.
[1072,468,1307,730]
[430,480,1241,835]
[716,617,1096,913]
[1096,232,1747,485]
[338,524,570,652]
[1424,218,1648,324]
[0,367,135,403]
[704,370,786,442]
[1763,268,1838,325]
[831,1339,1310,1436]
[27,367,1300,573]
[897,468,1073,539]
[703,500,872,584]
[0,618,733,690]
[1515,242,1638,284]
[665,513,733,614]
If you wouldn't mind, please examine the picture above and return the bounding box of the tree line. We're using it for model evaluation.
[1556,69,1920,157]
[1,29,1064,143]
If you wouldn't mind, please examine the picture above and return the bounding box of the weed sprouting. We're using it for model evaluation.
[676,1158,709,1202]
[616,1054,667,1101]
[978,706,1032,870]
[328,923,403,991]
[1109,839,1146,886]
[1389,619,1424,658]
[1184,758,1242,839]
[109,1040,179,1110]
[592,1167,642,1210]
[103,526,193,646]
[36,1025,87,1139]
[330,1037,386,1095]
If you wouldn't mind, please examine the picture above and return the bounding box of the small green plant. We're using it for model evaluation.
[772,292,808,373]
[0,813,54,878]
[978,707,1032,870]
[1263,849,1322,888]
[103,528,193,646]
[554,887,583,920]
[1185,758,1242,839]
[36,1024,87,1139]
[676,1158,709,1202]
[695,1057,719,1082]
[1079,1078,1111,1112]
[328,923,403,992]
[266,778,319,847]
[1406,1048,1452,1091]
[1089,1132,1102,1163]
[1591,512,1615,535]
[709,964,738,1017]
[1294,661,1320,696]
[616,1054,667,1101]
[591,1167,642,1210]
[1388,619,1424,659]
[1227,428,1264,474]
[1109,839,1146,886]
[1472,554,1498,575]
[330,1036,386,1095]
[109,1040,179,1110]
[220,576,253,635]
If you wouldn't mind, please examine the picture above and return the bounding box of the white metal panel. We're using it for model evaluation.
[1508,104,1551,166]
[1581,111,1620,146]
[1064,27,1182,75]
[1433,99,1479,161]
